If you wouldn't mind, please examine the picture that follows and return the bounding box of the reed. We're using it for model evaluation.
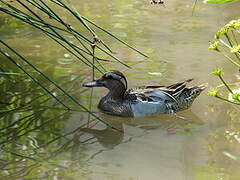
[0,0,147,129]
[0,1,146,178]
[0,0,147,69]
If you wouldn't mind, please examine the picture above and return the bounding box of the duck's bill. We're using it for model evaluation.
[82,80,104,87]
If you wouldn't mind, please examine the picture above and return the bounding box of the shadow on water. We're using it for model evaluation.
[70,110,205,161]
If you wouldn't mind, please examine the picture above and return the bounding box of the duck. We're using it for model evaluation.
[83,70,207,119]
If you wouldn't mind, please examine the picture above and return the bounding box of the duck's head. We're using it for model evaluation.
[83,70,128,91]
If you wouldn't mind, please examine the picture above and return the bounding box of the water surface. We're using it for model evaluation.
[0,0,240,180]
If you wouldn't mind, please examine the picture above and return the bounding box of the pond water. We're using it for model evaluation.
[0,0,240,180]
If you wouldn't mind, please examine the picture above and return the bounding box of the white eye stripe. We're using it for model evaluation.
[119,78,127,89]
[106,72,121,79]
[106,72,127,89]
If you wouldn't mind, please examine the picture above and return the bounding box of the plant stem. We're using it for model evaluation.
[0,47,70,110]
[219,51,240,68]
[81,16,149,58]
[218,74,233,94]
[216,95,240,105]
[92,44,96,80]
[225,34,240,61]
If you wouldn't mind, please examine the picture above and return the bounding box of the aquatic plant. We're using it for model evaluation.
[0,0,147,126]
[208,19,240,105]
[0,0,147,69]
[203,0,240,3]
[192,0,240,16]
[0,1,147,178]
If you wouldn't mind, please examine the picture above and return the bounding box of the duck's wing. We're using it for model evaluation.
[125,87,174,102]
[166,78,193,89]
[124,79,194,102]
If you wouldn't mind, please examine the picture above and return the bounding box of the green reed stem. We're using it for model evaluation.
[92,44,96,80]
[0,0,138,68]
[87,43,96,126]
[50,0,96,36]
[0,7,104,72]
[0,47,70,110]
[0,1,100,67]
[218,74,233,94]
[95,44,131,68]
[81,16,149,58]
[95,59,107,72]
[0,3,126,69]
[25,1,114,59]
[1,146,67,169]
[21,0,91,54]
[15,0,104,69]
[0,113,35,132]
[39,117,98,148]
[0,41,119,130]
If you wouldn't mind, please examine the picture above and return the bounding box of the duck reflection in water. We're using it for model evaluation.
[79,110,204,149]
[80,114,125,149]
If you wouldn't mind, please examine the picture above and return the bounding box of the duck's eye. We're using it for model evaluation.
[108,75,114,79]
[104,74,113,79]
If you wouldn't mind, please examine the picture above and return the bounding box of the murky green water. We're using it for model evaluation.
[1,0,240,179]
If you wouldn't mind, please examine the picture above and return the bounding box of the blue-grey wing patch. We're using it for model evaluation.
[131,101,168,117]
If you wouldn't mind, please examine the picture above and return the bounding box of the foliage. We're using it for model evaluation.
[0,0,147,69]
[0,58,99,179]
[0,0,147,178]
[0,0,147,127]
[208,19,240,105]
[203,0,240,3]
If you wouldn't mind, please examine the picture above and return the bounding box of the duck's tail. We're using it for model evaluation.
[167,78,194,90]
[174,82,208,111]
[190,83,208,94]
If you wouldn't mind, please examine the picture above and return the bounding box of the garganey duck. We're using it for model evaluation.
[83,70,207,119]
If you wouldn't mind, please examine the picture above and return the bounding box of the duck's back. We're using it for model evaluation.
[124,87,176,117]
[123,79,206,117]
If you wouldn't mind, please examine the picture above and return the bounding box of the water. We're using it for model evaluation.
[0,0,240,179]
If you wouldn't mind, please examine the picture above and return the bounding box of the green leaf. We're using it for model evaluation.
[208,41,219,51]
[208,88,219,97]
[211,68,223,76]
[230,45,240,53]
[203,0,240,3]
